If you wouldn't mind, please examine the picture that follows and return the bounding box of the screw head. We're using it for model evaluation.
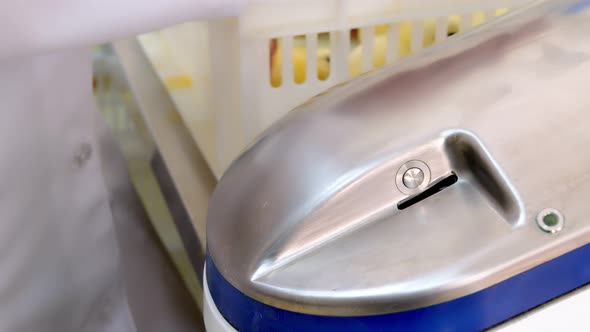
[402,168,425,189]
[396,160,431,195]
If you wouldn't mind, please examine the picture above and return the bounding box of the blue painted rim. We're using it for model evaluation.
[207,240,590,332]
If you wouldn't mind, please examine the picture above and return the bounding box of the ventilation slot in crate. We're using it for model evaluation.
[268,8,509,87]
[269,33,333,88]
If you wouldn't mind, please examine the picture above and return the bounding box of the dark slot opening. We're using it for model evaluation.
[397,173,458,210]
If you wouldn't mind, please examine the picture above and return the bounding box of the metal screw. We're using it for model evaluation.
[536,208,564,233]
[402,168,425,189]
[396,160,431,195]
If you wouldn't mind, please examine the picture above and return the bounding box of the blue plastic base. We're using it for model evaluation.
[207,240,590,332]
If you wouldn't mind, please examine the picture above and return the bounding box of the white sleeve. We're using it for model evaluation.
[0,0,247,58]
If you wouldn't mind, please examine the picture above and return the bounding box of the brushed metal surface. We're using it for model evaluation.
[207,0,590,316]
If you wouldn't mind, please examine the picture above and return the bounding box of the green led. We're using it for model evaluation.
[543,213,559,227]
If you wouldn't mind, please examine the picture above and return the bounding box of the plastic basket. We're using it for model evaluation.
[146,0,532,176]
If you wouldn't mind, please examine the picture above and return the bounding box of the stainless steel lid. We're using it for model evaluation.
[207,0,590,317]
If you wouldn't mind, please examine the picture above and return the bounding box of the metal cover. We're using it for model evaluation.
[207,0,590,317]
